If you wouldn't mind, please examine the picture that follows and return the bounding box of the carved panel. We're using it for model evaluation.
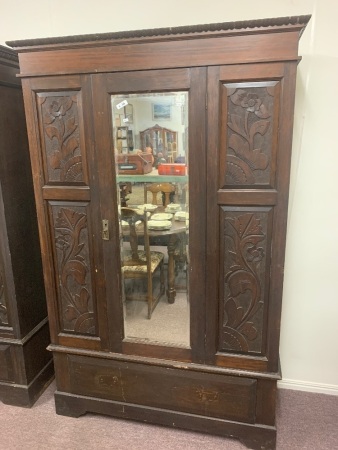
[51,204,96,335]
[219,208,272,354]
[0,265,8,325]
[222,82,279,187]
[37,92,86,184]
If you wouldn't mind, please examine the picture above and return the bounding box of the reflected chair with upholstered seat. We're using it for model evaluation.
[144,182,176,207]
[120,207,165,319]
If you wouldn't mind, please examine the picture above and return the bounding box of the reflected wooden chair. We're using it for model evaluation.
[120,208,165,319]
[144,182,176,207]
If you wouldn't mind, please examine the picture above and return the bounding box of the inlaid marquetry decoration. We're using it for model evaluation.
[224,83,278,187]
[38,93,85,184]
[52,205,95,335]
[0,267,8,325]
[220,210,270,354]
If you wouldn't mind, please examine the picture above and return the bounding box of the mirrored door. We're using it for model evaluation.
[92,68,207,361]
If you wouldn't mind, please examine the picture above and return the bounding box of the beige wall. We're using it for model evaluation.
[1,0,337,394]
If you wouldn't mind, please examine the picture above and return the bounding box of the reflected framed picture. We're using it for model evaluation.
[152,103,171,120]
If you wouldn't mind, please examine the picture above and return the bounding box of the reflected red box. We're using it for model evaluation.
[158,163,186,175]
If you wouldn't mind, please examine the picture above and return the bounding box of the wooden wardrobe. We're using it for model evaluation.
[0,45,53,406]
[8,15,310,448]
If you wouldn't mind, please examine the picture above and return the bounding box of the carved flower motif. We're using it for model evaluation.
[230,89,270,118]
[55,232,71,252]
[246,245,265,262]
[44,97,73,124]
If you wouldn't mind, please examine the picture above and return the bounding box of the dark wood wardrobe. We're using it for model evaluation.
[8,15,310,448]
[0,45,53,406]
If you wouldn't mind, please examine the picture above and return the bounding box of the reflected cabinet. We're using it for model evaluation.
[8,15,310,449]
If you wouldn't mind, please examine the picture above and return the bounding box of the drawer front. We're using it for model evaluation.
[0,344,14,382]
[69,355,257,423]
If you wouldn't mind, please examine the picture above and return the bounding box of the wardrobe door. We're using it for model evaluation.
[22,76,109,351]
[206,63,298,372]
[92,68,207,361]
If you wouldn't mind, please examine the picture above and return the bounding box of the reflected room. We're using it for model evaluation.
[111,92,189,348]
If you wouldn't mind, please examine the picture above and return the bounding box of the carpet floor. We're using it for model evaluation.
[0,381,337,449]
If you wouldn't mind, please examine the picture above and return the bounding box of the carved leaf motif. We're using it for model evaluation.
[54,207,95,335]
[74,288,90,314]
[226,87,273,185]
[62,156,83,182]
[221,212,266,353]
[65,117,77,140]
[222,327,249,352]
[229,134,249,156]
[229,128,269,172]
[65,136,78,154]
[41,94,83,183]
[56,207,84,230]
[243,215,263,238]
[45,125,60,141]
[50,151,62,170]
[226,155,255,184]
[224,298,244,328]
[228,114,246,139]
[251,149,269,170]
[255,103,270,119]
[240,322,258,341]
[60,97,73,114]
[65,305,78,322]
[227,213,253,238]
[249,120,270,142]
[229,89,247,106]
[64,259,87,285]
[74,313,95,333]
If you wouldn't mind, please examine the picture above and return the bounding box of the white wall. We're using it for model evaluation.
[1,0,337,394]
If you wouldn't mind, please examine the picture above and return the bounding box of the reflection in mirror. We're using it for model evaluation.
[111,92,189,348]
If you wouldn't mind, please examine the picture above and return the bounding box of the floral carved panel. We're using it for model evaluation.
[219,208,272,354]
[222,82,279,187]
[51,204,96,335]
[37,92,86,184]
[0,266,8,325]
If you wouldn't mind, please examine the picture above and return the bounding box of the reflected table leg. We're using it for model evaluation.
[167,233,179,304]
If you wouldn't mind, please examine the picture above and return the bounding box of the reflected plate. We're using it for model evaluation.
[174,211,189,221]
[165,203,181,213]
[148,220,172,230]
[134,209,151,217]
[151,213,173,221]
[139,204,158,212]
[121,220,142,227]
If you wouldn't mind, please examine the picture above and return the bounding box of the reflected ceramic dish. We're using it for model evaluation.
[151,213,173,221]
[139,204,158,212]
[147,220,172,230]
[174,211,189,221]
[134,209,151,217]
[165,203,181,212]
[121,220,142,227]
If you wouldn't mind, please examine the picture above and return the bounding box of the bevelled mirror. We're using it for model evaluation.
[111,92,189,348]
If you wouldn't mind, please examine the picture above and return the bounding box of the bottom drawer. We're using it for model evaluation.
[68,355,257,423]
